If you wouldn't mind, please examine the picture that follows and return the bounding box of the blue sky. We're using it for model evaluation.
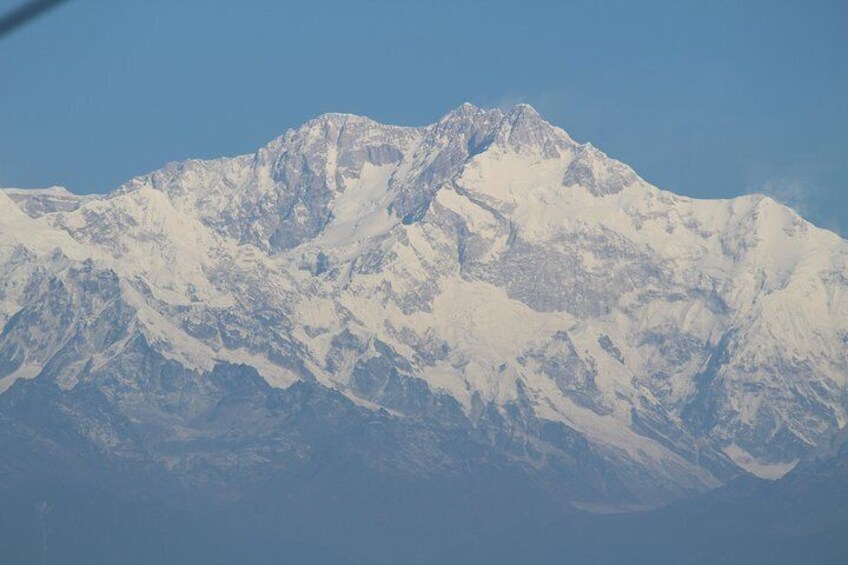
[1,0,846,234]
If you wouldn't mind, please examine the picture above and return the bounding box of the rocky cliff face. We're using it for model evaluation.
[1,104,846,509]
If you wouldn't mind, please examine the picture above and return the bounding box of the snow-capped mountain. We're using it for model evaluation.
[1,104,846,508]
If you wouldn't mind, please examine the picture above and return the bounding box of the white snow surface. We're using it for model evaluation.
[1,103,846,486]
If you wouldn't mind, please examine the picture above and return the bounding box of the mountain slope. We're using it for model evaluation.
[1,104,846,513]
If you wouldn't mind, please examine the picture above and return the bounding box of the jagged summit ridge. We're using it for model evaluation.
[104,103,624,252]
[0,104,846,507]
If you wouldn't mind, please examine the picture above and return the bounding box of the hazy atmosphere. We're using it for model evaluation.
[1,2,846,564]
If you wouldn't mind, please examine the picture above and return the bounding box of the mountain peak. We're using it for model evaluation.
[507,102,542,120]
[302,111,383,130]
[440,101,541,121]
[494,103,573,157]
[441,101,494,119]
[434,103,504,135]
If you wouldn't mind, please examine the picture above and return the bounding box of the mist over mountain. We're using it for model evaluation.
[1,104,846,564]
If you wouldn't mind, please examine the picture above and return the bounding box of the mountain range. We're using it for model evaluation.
[1,104,846,564]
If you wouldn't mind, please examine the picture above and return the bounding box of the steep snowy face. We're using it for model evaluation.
[432,131,848,471]
[1,104,847,506]
[108,103,579,253]
[114,114,418,252]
